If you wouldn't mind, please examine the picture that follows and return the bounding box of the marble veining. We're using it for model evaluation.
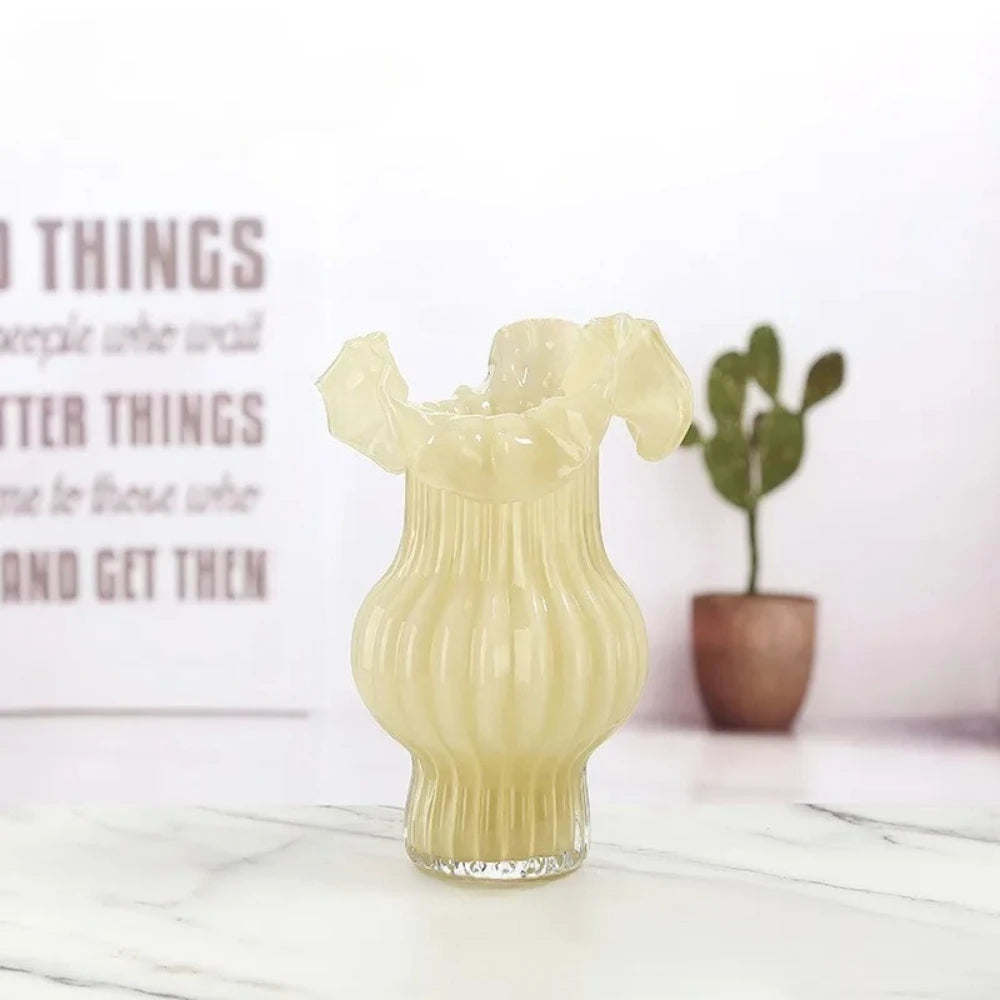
[0,805,997,999]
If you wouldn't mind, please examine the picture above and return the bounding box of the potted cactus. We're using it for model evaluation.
[681,324,844,730]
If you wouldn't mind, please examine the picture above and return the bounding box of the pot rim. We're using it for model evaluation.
[692,592,817,605]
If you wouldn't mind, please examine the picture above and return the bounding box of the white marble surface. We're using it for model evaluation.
[1,805,998,999]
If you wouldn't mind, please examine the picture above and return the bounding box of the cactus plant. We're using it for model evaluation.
[681,324,845,594]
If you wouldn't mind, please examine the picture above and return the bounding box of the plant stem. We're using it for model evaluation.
[747,503,759,595]
[746,413,763,596]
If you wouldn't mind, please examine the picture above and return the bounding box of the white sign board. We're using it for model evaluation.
[0,158,329,709]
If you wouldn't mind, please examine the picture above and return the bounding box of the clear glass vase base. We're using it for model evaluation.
[406,843,586,883]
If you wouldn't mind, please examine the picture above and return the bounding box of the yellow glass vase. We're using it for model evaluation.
[317,314,692,881]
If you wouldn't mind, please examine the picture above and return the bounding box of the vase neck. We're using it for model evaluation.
[400,458,603,576]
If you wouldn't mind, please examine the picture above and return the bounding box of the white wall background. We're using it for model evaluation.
[1,0,999,759]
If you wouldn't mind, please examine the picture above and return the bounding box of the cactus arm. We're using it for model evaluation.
[704,423,751,509]
[708,351,748,422]
[702,351,751,508]
[757,407,805,495]
[748,325,781,400]
[802,351,845,411]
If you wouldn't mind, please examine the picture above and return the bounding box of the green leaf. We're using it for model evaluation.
[747,325,780,398]
[680,422,701,447]
[707,352,747,425]
[802,352,844,410]
[704,423,751,508]
[757,408,804,495]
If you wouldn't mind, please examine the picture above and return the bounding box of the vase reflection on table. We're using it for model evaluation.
[318,314,692,881]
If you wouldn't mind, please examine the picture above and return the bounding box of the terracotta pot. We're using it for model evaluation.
[692,593,816,731]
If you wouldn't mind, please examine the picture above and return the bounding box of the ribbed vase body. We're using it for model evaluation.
[352,458,646,879]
